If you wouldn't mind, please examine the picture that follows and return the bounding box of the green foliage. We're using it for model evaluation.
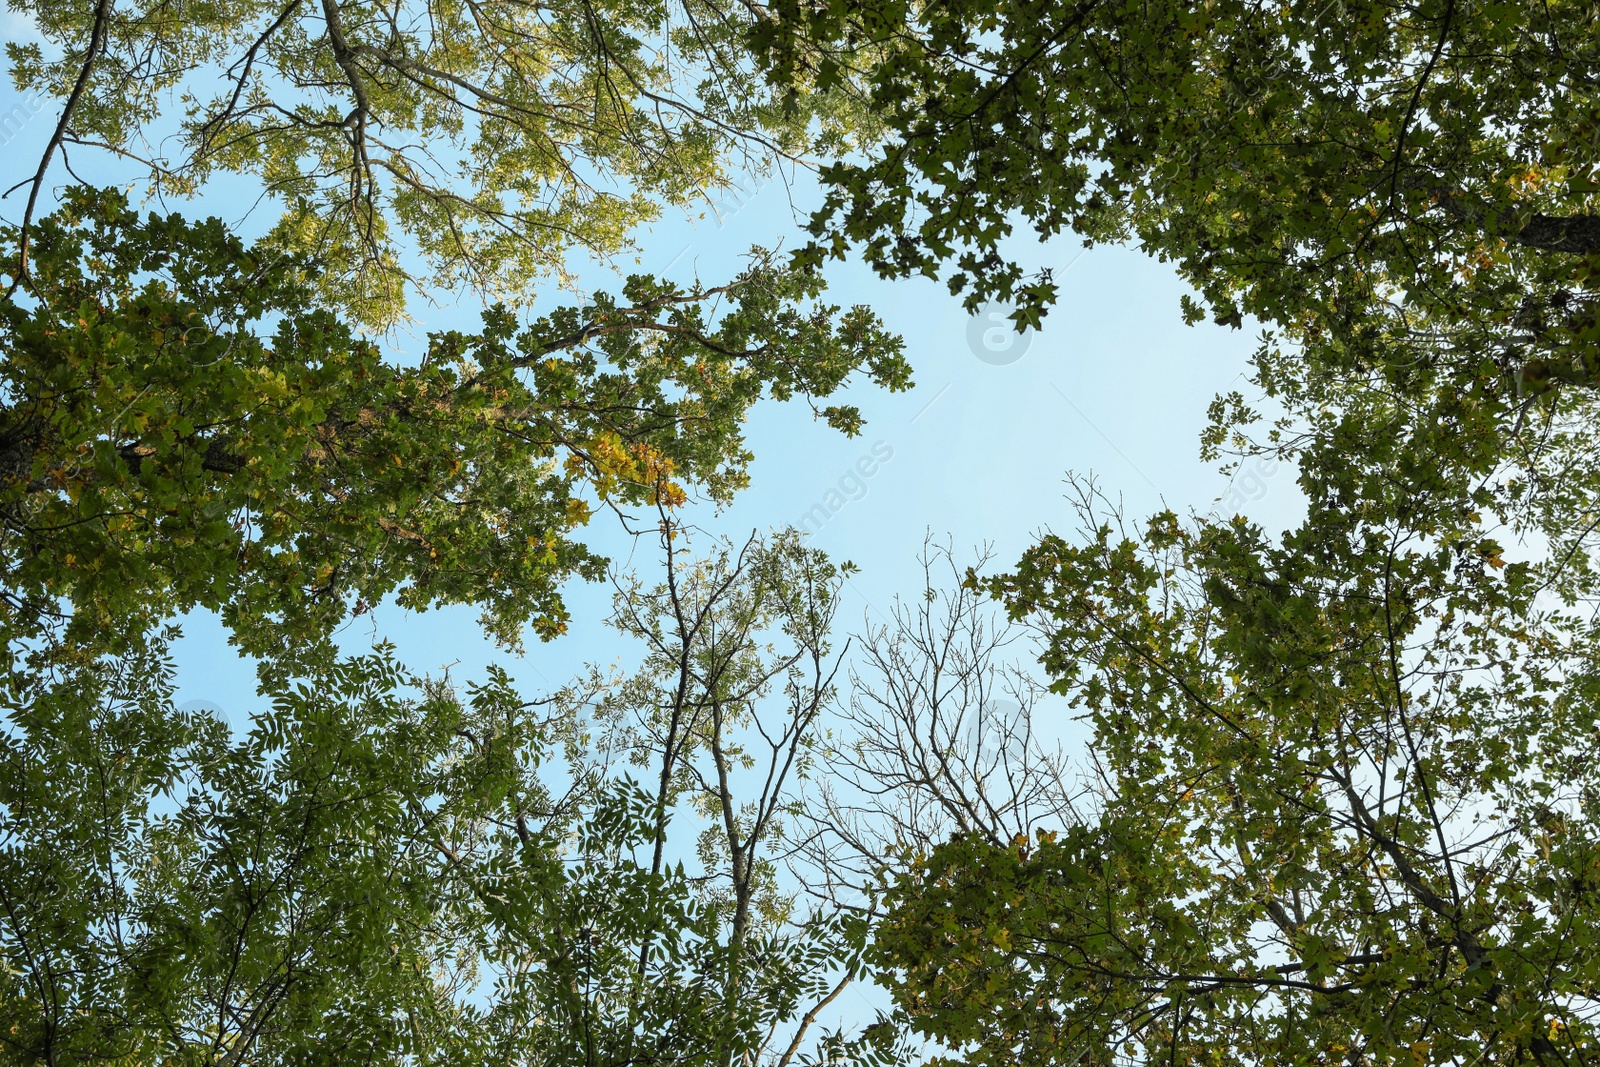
[0,188,907,672]
[753,0,1600,524]
[869,476,1600,1066]
[742,12,1600,1059]
[8,0,881,325]
[28,3,1600,1064]
[0,634,547,1064]
[756,0,1600,334]
[569,526,869,1059]
[0,530,876,1067]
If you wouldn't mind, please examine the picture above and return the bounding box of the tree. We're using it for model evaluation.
[0,633,549,1064]
[0,524,902,1067]
[756,0,1600,332]
[866,474,1600,1067]
[752,0,1600,535]
[792,535,1080,908]
[557,520,871,1067]
[0,188,908,674]
[739,17,1600,1060]
[6,0,878,326]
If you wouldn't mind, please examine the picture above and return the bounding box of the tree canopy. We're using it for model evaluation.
[757,0,1600,332]
[7,0,877,325]
[0,188,907,673]
[754,0,1600,522]
[0,525,891,1067]
[870,475,1600,1065]
[739,4,1600,1063]
[10,2,1600,1065]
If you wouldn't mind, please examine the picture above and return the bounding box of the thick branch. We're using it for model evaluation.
[7,0,114,290]
[1513,213,1600,256]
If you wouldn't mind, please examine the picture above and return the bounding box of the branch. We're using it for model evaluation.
[7,0,114,292]
[1513,213,1600,255]
[1385,0,1455,213]
[773,964,857,1067]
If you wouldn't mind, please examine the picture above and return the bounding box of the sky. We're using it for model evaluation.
[0,47,1306,716]
[0,21,1312,1043]
[158,170,1303,720]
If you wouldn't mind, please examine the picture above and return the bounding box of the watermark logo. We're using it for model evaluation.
[707,173,765,229]
[966,302,1033,366]
[1210,453,1281,519]
[966,696,1024,763]
[0,89,48,148]
[797,440,894,535]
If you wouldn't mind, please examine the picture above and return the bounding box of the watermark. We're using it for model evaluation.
[1209,452,1281,519]
[656,172,771,276]
[797,440,894,535]
[966,302,1033,365]
[0,89,48,148]
[706,172,766,229]
[966,696,1025,762]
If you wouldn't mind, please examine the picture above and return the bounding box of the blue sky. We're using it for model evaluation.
[0,0,1312,763]
[0,54,1302,712]
[1,26,1310,1044]
[149,167,1302,718]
